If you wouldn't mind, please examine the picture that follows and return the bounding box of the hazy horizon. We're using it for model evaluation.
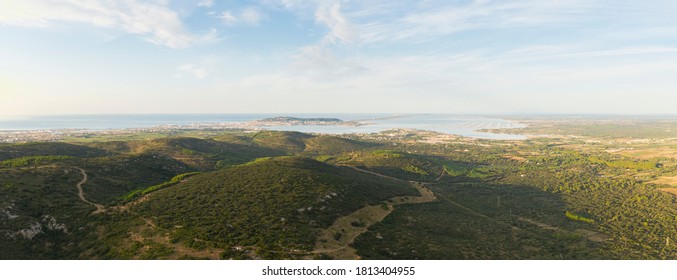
[2,1,677,116]
[5,112,677,117]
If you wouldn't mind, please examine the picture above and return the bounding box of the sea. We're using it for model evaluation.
[0,114,526,140]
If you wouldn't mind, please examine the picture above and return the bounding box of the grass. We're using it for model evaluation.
[123,172,202,201]
[657,188,677,196]
[0,155,73,168]
[565,211,595,224]
[652,176,677,186]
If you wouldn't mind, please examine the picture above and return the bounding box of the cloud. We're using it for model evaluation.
[315,3,360,44]
[287,2,363,81]
[293,45,367,80]
[551,47,677,59]
[304,0,595,43]
[197,0,213,8]
[218,7,266,26]
[205,45,677,114]
[241,7,264,24]
[0,0,208,48]
[218,11,238,25]
[178,64,208,79]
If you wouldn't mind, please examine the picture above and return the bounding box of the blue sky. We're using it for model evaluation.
[1,0,676,117]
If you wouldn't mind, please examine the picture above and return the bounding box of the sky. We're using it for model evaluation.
[1,0,677,117]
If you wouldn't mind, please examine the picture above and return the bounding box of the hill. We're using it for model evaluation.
[79,154,194,205]
[0,142,109,161]
[302,135,378,155]
[127,137,283,170]
[128,156,417,258]
[0,166,91,259]
[250,131,312,153]
[339,150,445,181]
[259,116,343,123]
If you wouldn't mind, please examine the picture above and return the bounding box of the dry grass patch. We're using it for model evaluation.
[653,176,677,187]
[574,229,610,243]
[313,182,436,259]
[502,155,528,162]
[614,148,677,160]
[658,187,677,196]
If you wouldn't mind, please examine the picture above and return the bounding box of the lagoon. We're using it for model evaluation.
[0,114,526,140]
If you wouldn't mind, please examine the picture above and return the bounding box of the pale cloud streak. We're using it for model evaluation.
[207,46,677,114]
[218,11,238,25]
[178,64,208,79]
[314,3,360,44]
[218,7,266,25]
[3,0,677,116]
[264,0,595,43]
[550,47,677,59]
[286,1,366,81]
[351,0,594,43]
[197,0,214,8]
[0,0,211,48]
[241,7,265,24]
[211,1,677,114]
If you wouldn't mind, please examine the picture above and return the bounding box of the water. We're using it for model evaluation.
[267,115,525,139]
[0,114,274,130]
[0,114,526,140]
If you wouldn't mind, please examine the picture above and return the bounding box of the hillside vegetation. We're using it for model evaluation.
[3,124,677,260]
[131,157,416,258]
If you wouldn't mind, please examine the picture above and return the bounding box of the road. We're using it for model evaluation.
[311,166,438,257]
[74,167,106,214]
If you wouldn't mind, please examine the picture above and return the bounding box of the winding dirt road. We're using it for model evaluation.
[74,167,106,214]
[312,166,438,258]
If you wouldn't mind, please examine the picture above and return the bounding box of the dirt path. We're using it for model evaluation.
[347,167,526,232]
[343,165,407,182]
[312,166,437,259]
[517,217,609,242]
[74,167,106,214]
[434,168,446,182]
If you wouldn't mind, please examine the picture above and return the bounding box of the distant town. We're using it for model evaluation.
[0,116,366,143]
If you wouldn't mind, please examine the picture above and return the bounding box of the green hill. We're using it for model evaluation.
[0,142,109,161]
[0,166,91,259]
[250,131,312,153]
[302,135,378,155]
[126,137,284,170]
[131,156,417,258]
[341,150,445,181]
[80,154,193,205]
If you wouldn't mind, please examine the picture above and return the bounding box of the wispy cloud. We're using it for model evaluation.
[350,0,594,43]
[0,0,212,48]
[218,7,266,26]
[241,7,265,25]
[206,45,677,114]
[287,2,365,80]
[551,47,677,59]
[218,11,238,25]
[266,0,593,43]
[4,0,677,115]
[197,0,213,8]
[315,3,360,44]
[277,1,594,83]
[178,64,208,79]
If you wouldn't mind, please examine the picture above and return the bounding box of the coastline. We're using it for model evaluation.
[0,114,527,143]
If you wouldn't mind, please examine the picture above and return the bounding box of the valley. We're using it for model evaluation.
[1,116,677,259]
